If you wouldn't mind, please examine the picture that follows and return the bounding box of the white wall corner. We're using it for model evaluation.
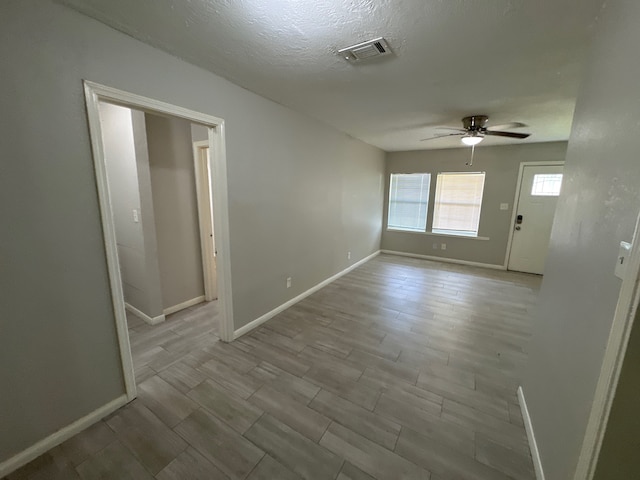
[233,250,381,339]
[518,386,546,480]
[162,295,206,316]
[124,302,165,325]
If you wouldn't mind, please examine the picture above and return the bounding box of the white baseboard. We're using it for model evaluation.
[233,250,380,339]
[125,303,165,325]
[163,295,206,316]
[0,394,128,478]
[381,249,506,271]
[518,386,546,480]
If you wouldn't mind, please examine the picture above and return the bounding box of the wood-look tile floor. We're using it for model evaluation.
[6,254,541,480]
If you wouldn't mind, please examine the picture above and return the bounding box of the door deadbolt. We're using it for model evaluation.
[516,214,523,224]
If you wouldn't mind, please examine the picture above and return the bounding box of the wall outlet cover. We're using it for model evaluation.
[500,203,509,210]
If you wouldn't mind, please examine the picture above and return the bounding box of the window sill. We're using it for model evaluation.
[386,228,490,241]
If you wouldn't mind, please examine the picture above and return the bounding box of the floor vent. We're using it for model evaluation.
[338,37,392,62]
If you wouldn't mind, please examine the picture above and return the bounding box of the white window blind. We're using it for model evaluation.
[432,172,485,236]
[387,173,431,232]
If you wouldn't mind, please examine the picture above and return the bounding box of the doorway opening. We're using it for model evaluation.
[505,161,565,274]
[84,81,234,401]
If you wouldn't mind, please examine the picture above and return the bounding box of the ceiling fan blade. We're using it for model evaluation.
[420,133,464,142]
[488,122,527,131]
[485,130,531,139]
[435,126,467,132]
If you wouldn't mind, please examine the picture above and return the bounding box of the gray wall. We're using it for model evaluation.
[131,110,165,319]
[191,124,208,143]
[522,0,640,478]
[146,113,205,309]
[0,0,384,465]
[593,306,640,480]
[382,142,567,266]
[99,103,164,318]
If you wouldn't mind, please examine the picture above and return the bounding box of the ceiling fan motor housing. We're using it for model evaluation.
[462,115,489,132]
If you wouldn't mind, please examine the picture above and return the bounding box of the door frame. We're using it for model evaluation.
[83,80,235,401]
[574,209,640,479]
[503,161,565,270]
[193,140,217,302]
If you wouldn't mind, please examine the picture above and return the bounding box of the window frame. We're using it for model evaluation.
[386,172,431,233]
[531,173,563,197]
[431,171,486,238]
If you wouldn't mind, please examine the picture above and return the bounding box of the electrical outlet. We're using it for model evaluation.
[433,243,438,249]
[132,209,139,223]
[441,243,447,250]
[347,251,351,260]
[286,277,292,288]
[500,203,509,211]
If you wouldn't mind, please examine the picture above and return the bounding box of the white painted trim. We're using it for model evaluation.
[83,83,137,401]
[208,122,234,343]
[381,249,506,270]
[193,140,217,302]
[163,295,206,316]
[0,395,127,478]
[504,161,565,269]
[125,302,165,325]
[518,386,546,480]
[83,81,236,409]
[233,251,380,339]
[574,210,640,480]
[386,228,490,241]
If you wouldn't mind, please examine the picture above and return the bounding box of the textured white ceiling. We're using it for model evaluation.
[61,0,603,151]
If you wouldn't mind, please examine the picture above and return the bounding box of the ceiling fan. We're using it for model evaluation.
[421,115,531,145]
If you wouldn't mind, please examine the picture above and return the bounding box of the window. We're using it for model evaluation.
[432,172,485,236]
[531,173,563,196]
[387,173,431,232]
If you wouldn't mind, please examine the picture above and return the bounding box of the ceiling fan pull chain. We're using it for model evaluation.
[467,144,475,166]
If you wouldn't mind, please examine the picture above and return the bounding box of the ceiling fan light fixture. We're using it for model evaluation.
[461,134,484,146]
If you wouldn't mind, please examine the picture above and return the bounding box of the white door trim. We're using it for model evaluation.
[193,140,217,302]
[503,161,565,269]
[83,81,235,402]
[573,210,640,479]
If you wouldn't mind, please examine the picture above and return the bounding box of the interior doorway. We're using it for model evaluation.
[507,162,564,274]
[84,81,234,401]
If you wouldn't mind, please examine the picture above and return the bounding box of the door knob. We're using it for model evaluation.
[515,226,521,230]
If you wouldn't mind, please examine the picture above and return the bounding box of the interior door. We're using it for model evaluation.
[194,143,218,301]
[203,147,218,300]
[508,164,563,274]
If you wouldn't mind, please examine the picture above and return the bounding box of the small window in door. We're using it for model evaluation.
[531,174,563,196]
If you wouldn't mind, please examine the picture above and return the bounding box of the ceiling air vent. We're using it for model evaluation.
[338,37,392,62]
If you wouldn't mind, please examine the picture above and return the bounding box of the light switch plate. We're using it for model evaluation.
[615,241,632,279]
[500,203,509,210]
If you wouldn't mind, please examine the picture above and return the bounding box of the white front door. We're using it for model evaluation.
[508,164,563,274]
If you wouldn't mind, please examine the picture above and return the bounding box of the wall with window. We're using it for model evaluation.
[382,142,567,267]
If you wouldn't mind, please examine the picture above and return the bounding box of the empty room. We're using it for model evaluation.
[3,1,640,480]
